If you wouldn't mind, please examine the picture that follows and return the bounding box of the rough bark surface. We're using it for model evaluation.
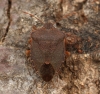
[0,0,100,94]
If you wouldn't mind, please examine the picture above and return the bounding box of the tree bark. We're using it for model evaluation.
[0,0,100,94]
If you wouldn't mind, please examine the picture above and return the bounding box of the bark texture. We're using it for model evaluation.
[0,0,100,94]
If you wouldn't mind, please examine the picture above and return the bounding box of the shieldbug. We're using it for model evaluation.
[31,22,65,82]
[24,12,66,82]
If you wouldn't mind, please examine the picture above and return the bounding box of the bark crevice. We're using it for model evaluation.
[2,0,12,42]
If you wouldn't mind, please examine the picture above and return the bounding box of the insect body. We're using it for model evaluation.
[30,23,65,82]
[24,11,81,82]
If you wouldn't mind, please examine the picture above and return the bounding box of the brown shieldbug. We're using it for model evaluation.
[24,11,66,82]
[31,22,65,82]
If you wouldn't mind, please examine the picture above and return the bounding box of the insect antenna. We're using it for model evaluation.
[22,11,44,24]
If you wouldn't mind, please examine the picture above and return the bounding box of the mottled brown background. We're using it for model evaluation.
[0,0,100,94]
